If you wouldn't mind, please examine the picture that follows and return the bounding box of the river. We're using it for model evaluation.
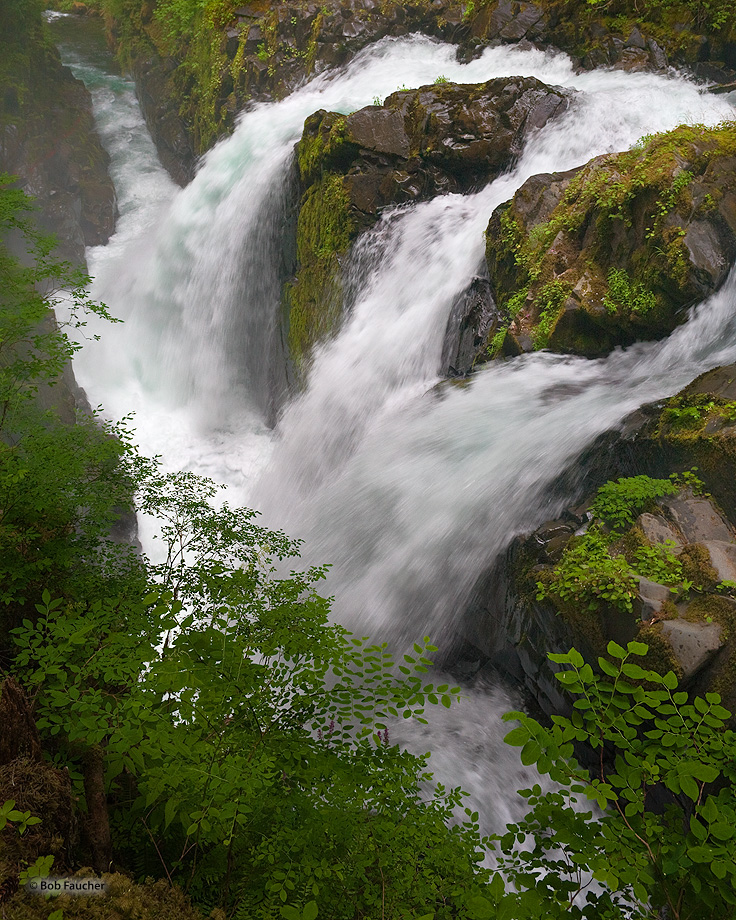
[47,10,736,833]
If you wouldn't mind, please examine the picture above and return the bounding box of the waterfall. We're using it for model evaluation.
[54,17,736,832]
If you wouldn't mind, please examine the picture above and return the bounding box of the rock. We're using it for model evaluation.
[647,38,668,71]
[702,541,736,582]
[634,576,674,621]
[484,123,736,358]
[661,619,724,678]
[637,512,683,548]
[286,76,571,377]
[441,274,502,376]
[682,363,736,401]
[626,26,647,50]
[130,47,197,186]
[0,20,117,263]
[660,493,735,544]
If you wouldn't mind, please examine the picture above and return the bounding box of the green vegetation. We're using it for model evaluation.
[286,113,361,378]
[287,172,354,377]
[532,279,570,349]
[498,641,736,920]
[590,475,678,531]
[537,525,639,613]
[660,392,736,431]
[536,476,689,614]
[486,123,736,354]
[603,268,657,318]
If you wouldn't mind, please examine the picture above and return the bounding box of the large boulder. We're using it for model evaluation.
[461,364,736,718]
[285,76,570,377]
[483,123,736,358]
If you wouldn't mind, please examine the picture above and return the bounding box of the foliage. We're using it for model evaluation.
[590,475,678,532]
[533,280,569,350]
[631,541,683,586]
[603,268,656,318]
[0,799,41,834]
[497,641,736,920]
[536,526,638,613]
[11,473,493,918]
[0,177,141,625]
[535,476,703,614]
[0,179,493,917]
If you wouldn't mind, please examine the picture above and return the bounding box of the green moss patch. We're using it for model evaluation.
[286,173,354,376]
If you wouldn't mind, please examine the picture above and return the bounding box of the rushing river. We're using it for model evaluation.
[49,11,736,833]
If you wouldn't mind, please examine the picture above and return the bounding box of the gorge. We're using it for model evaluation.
[4,1,736,915]
[50,7,736,820]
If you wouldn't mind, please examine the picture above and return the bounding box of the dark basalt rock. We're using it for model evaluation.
[441,273,502,377]
[461,364,736,717]
[304,75,571,227]
[484,124,736,358]
[0,36,116,265]
[286,75,571,376]
[130,47,197,187]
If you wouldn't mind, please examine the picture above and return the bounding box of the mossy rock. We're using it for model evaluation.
[286,76,570,379]
[485,123,736,357]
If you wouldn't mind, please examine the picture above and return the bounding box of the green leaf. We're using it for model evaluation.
[663,671,678,690]
[302,901,318,920]
[680,775,699,802]
[503,727,528,746]
[466,895,494,919]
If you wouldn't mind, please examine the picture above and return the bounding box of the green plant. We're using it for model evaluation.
[462,0,475,21]
[11,474,493,917]
[537,526,638,613]
[433,74,449,84]
[532,280,569,350]
[496,641,736,919]
[631,541,683,586]
[0,799,41,834]
[603,268,657,318]
[488,325,507,358]
[590,475,678,532]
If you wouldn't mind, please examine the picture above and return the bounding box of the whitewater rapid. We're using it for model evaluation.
[52,17,736,832]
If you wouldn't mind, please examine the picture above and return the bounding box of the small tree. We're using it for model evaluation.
[495,641,736,920]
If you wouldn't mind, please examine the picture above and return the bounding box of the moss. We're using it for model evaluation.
[684,593,735,633]
[297,113,351,184]
[487,122,736,353]
[635,622,683,680]
[2,873,215,919]
[286,173,354,376]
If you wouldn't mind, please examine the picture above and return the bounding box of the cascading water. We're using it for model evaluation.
[53,16,736,832]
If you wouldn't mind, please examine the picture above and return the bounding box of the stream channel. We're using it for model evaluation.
[47,10,736,835]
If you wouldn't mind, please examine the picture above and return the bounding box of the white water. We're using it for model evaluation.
[54,21,736,831]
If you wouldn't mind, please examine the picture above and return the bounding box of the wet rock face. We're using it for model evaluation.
[130,49,197,187]
[310,76,571,226]
[461,364,736,719]
[0,33,116,264]
[483,123,736,358]
[441,274,501,376]
[285,76,571,378]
